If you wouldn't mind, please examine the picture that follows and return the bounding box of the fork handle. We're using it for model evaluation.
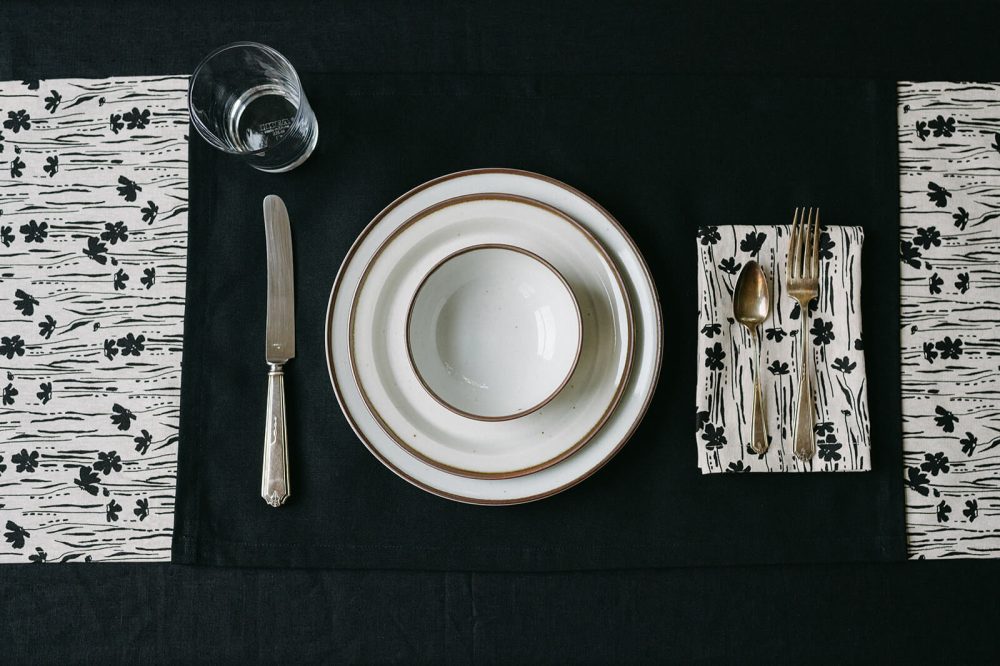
[794,317,815,461]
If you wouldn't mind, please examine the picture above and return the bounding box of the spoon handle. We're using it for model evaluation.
[750,329,768,454]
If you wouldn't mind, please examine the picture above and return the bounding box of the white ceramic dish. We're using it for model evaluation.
[407,244,583,421]
[328,169,662,503]
[350,195,631,478]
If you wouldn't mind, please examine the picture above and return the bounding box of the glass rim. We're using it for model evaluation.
[188,41,308,156]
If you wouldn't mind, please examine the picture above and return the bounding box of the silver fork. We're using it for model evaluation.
[787,207,821,461]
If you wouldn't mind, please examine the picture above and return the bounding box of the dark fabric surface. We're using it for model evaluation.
[4,0,1000,662]
[173,73,904,569]
[4,559,1000,664]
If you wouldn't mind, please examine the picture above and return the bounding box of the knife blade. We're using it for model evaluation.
[262,194,294,507]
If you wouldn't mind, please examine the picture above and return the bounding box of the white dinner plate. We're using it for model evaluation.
[350,195,632,477]
[327,169,662,504]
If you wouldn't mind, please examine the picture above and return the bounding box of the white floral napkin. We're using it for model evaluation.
[695,225,870,473]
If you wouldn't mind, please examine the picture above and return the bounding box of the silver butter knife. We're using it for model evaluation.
[262,194,294,507]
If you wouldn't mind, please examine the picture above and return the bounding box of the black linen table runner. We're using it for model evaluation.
[173,72,905,569]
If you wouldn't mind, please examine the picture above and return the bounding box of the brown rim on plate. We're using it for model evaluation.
[405,242,584,423]
[348,193,633,479]
[326,168,663,504]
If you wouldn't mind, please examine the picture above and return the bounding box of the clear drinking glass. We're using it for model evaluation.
[189,42,318,172]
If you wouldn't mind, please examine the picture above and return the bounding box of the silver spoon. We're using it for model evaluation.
[733,260,771,455]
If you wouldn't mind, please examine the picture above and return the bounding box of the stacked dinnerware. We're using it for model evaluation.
[327,170,662,503]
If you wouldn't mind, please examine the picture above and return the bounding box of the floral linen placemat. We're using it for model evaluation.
[899,81,1000,559]
[695,225,870,473]
[0,76,187,562]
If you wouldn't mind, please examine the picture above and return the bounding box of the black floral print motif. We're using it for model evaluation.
[4,521,29,549]
[854,337,864,351]
[110,403,136,431]
[955,272,970,294]
[789,297,818,320]
[38,314,56,339]
[964,499,979,522]
[1,225,13,247]
[704,342,726,371]
[36,382,52,404]
[934,405,959,433]
[140,267,156,289]
[28,546,46,563]
[0,130,5,153]
[725,461,751,473]
[993,132,1000,154]
[20,80,39,90]
[100,221,129,244]
[42,155,58,177]
[718,257,741,275]
[952,207,969,230]
[3,109,31,133]
[0,335,26,359]
[73,466,100,496]
[83,236,109,264]
[928,115,956,137]
[915,120,930,141]
[831,356,857,373]
[103,338,119,360]
[43,90,61,114]
[928,272,943,295]
[141,201,158,224]
[696,410,710,431]
[10,155,25,178]
[134,498,150,520]
[106,499,122,522]
[927,182,952,207]
[900,240,923,269]
[109,113,124,134]
[923,341,938,364]
[960,432,977,456]
[810,318,835,345]
[93,451,122,476]
[700,323,721,338]
[116,175,141,202]
[913,226,942,251]
[906,466,931,496]
[123,107,150,130]
[739,231,766,256]
[814,421,835,437]
[2,382,17,405]
[697,226,721,245]
[13,289,39,316]
[818,434,843,461]
[817,231,835,260]
[935,336,963,360]
[767,360,790,375]
[701,423,727,450]
[20,220,47,243]
[134,429,152,455]
[764,327,786,342]
[920,451,951,476]
[936,501,952,523]
[12,448,38,473]
[116,333,145,357]
[0,455,6,476]
[113,268,129,290]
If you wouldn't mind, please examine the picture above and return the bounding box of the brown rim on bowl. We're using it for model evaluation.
[347,192,633,479]
[405,243,584,423]
[327,169,663,502]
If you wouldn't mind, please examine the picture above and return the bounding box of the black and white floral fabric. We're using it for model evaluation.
[695,225,870,473]
[0,77,187,562]
[899,82,1000,559]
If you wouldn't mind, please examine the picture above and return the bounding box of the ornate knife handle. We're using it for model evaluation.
[262,362,290,507]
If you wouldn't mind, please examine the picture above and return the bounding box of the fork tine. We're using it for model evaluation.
[812,208,821,277]
[789,207,800,279]
[803,207,814,279]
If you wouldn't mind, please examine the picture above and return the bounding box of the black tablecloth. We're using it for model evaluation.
[6,0,1000,662]
[173,72,904,569]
